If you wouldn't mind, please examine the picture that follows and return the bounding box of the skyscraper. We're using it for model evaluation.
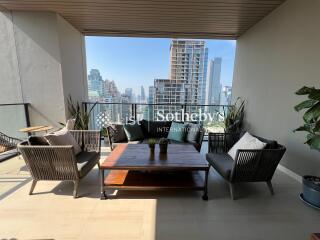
[140,86,146,103]
[153,40,209,118]
[87,69,103,98]
[147,86,155,120]
[153,79,183,119]
[206,58,222,105]
[169,40,208,105]
[102,79,120,99]
[125,88,133,102]
[220,86,232,106]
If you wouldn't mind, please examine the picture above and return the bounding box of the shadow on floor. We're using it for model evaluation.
[0,176,32,201]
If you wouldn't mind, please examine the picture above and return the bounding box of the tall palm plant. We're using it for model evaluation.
[224,97,245,133]
[67,96,97,130]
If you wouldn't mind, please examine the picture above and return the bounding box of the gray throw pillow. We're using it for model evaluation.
[186,123,201,144]
[45,128,82,155]
[28,136,49,146]
[110,124,127,143]
[123,124,144,141]
[167,122,187,142]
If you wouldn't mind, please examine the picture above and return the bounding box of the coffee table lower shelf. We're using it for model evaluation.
[100,170,208,200]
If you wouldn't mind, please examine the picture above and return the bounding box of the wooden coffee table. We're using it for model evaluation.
[100,143,210,200]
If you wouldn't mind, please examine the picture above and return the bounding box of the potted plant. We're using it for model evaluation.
[101,127,109,145]
[224,97,245,133]
[294,86,320,208]
[159,138,169,154]
[148,138,156,154]
[67,96,97,130]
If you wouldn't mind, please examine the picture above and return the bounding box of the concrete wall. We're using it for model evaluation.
[0,11,22,104]
[12,12,66,127]
[0,11,87,137]
[57,15,88,118]
[232,0,320,176]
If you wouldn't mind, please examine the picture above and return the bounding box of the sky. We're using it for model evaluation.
[85,36,236,96]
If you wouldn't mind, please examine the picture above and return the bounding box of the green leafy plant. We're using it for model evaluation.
[101,127,108,137]
[224,97,245,133]
[294,86,320,151]
[148,138,156,148]
[67,96,97,130]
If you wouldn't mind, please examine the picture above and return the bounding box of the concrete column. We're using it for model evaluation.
[0,11,87,136]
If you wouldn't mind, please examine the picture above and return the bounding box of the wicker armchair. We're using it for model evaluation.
[206,132,286,199]
[18,130,101,198]
[0,131,21,154]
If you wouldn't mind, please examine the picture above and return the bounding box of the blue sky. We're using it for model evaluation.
[85,36,236,96]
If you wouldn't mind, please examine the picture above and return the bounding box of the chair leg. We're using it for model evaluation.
[229,183,236,200]
[266,181,274,195]
[73,180,80,198]
[29,180,37,195]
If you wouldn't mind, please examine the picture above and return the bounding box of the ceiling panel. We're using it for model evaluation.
[0,0,287,39]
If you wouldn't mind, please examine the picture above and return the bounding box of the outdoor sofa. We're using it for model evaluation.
[106,120,205,152]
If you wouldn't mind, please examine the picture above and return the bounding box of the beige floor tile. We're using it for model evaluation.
[0,145,319,240]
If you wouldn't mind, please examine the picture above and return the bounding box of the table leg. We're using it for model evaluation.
[202,169,209,201]
[100,168,107,200]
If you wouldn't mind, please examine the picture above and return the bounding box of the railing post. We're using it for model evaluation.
[131,104,134,121]
[23,103,31,137]
[23,103,31,128]
[83,102,87,112]
[134,104,137,121]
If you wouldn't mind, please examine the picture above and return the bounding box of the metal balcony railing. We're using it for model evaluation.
[0,103,30,139]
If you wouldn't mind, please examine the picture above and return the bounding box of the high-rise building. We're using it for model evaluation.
[153,40,208,118]
[102,79,120,98]
[153,79,183,119]
[148,86,155,104]
[140,86,146,103]
[88,69,103,98]
[169,40,208,105]
[220,86,232,106]
[206,58,222,105]
[219,86,232,115]
[120,94,131,121]
[147,86,155,120]
[125,88,133,102]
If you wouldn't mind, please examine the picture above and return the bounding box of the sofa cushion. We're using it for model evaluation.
[28,136,49,146]
[140,120,171,138]
[206,153,234,180]
[186,123,201,144]
[228,132,267,160]
[123,123,144,141]
[45,128,82,155]
[76,151,99,177]
[110,124,127,143]
[167,122,187,143]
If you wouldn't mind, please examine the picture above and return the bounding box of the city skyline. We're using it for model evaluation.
[85,37,236,95]
[87,39,233,125]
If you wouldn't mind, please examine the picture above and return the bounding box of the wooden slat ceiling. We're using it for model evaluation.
[0,0,287,39]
